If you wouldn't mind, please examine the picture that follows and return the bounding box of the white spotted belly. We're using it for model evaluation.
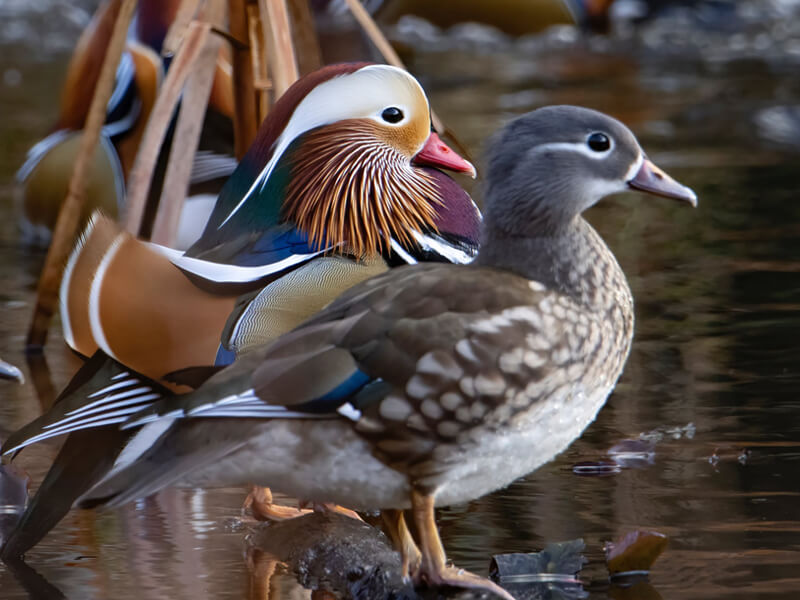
[177,380,612,510]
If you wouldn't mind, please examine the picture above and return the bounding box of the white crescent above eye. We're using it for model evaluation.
[530,138,616,160]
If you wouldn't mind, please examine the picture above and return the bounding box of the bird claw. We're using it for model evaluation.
[417,564,516,600]
[242,486,362,522]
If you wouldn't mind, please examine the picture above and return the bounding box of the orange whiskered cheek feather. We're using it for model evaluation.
[282,120,441,258]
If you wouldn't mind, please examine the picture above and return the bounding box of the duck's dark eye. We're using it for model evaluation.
[381,107,404,123]
[587,132,610,152]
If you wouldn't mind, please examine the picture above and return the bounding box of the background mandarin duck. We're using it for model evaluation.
[1,62,479,558]
[3,106,696,597]
[16,0,235,247]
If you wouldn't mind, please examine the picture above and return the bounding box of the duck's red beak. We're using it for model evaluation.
[413,133,477,178]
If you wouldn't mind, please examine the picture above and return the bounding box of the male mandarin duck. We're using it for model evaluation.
[17,0,235,246]
[3,106,696,597]
[0,62,478,557]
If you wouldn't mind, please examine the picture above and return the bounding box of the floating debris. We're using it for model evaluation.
[638,423,695,444]
[607,439,656,469]
[491,539,587,600]
[605,531,668,577]
[572,461,623,476]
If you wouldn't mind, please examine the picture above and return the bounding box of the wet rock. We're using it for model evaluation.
[247,512,416,599]
[604,531,668,576]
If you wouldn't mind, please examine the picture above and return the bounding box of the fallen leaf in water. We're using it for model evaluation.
[605,531,668,575]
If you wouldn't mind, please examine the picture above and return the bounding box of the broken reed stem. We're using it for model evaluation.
[26,0,137,352]
[123,20,211,236]
[229,0,259,159]
[287,0,322,76]
[150,24,224,245]
[247,4,271,123]
[163,0,202,55]
[259,0,300,98]
[341,0,444,134]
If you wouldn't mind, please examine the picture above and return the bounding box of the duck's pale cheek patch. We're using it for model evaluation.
[624,152,644,182]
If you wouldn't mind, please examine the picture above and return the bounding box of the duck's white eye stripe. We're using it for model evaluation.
[530,141,614,160]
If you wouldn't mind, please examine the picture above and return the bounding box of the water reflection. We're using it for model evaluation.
[2,2,800,599]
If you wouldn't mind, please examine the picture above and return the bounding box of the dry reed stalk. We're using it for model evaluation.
[123,19,212,236]
[287,0,322,76]
[341,0,444,134]
[150,2,226,246]
[26,0,137,351]
[247,3,272,123]
[163,0,202,55]
[229,0,259,159]
[259,0,300,98]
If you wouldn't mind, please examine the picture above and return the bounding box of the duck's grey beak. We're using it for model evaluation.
[628,157,697,207]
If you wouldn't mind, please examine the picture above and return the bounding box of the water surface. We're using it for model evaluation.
[1,4,800,598]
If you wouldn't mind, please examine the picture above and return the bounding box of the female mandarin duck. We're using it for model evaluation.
[17,0,235,245]
[4,106,695,597]
[0,62,478,557]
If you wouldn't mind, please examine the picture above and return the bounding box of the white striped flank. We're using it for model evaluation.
[390,238,417,264]
[149,243,333,284]
[88,233,126,361]
[59,214,100,351]
[409,230,475,264]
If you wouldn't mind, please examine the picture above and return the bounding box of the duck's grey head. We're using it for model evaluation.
[484,105,696,235]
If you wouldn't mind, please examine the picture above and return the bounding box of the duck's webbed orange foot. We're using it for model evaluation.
[243,487,363,522]
[243,486,310,521]
[411,489,515,600]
